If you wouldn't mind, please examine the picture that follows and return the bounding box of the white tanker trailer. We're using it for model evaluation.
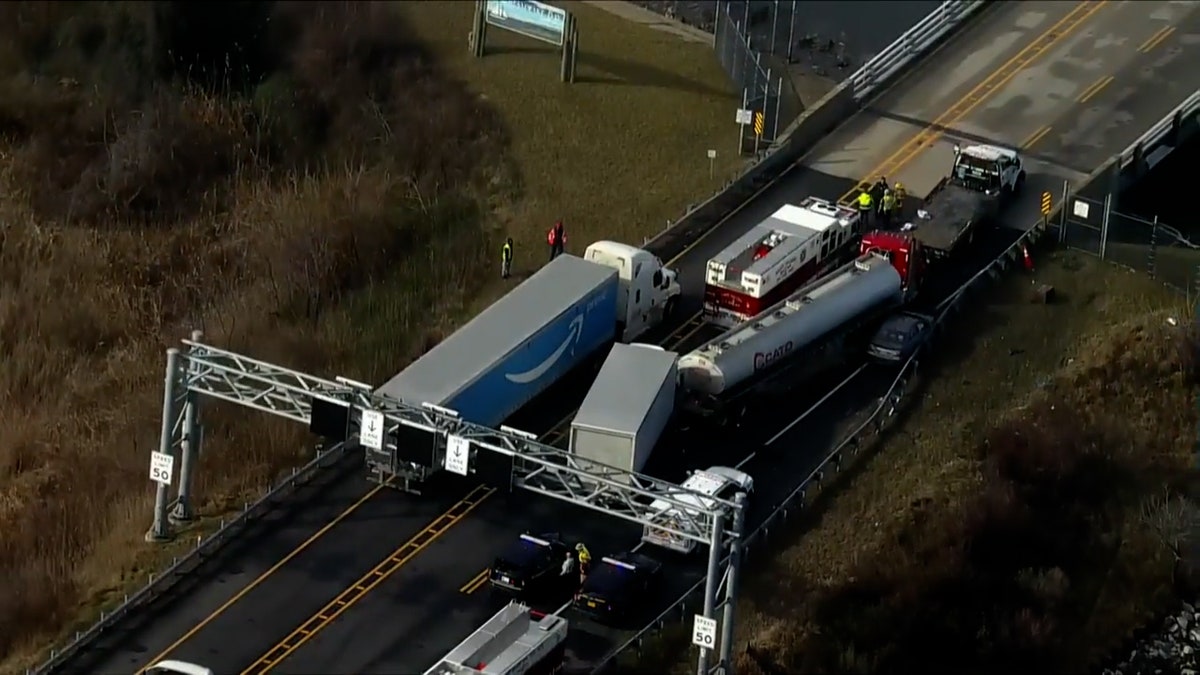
[569,243,920,473]
[678,254,904,402]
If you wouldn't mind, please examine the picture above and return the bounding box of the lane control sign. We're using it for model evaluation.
[360,409,385,450]
[149,451,174,486]
[692,614,717,649]
[445,435,471,476]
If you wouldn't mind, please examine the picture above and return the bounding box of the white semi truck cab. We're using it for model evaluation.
[583,241,681,342]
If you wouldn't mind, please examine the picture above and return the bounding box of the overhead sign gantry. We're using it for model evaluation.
[149,336,745,548]
[147,335,749,673]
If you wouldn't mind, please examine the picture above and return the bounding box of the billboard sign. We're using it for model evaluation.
[484,0,568,47]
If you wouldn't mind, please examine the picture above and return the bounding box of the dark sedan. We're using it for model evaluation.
[867,311,933,363]
[489,533,569,595]
[573,551,663,623]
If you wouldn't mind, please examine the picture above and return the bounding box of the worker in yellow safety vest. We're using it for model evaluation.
[501,237,514,279]
[894,182,907,217]
[856,190,874,227]
[575,542,592,584]
[880,190,897,228]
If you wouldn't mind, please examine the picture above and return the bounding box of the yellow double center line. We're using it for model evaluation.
[836,0,1109,206]
[460,568,490,594]
[240,485,496,675]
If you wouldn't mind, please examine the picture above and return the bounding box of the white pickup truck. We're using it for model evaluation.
[641,465,754,554]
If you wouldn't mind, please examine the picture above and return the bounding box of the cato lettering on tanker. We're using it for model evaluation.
[753,341,794,372]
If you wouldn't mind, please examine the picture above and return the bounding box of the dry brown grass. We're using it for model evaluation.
[0,1,741,670]
[723,250,1197,673]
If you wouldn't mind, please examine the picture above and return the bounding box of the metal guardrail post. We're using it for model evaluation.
[1099,192,1112,259]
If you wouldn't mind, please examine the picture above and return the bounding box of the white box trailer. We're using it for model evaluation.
[569,343,677,482]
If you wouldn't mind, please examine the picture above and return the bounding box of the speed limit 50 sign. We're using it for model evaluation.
[692,614,717,649]
[149,451,174,486]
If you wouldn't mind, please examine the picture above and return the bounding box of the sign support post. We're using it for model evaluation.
[171,329,205,524]
[696,510,726,675]
[474,1,577,84]
[146,348,182,542]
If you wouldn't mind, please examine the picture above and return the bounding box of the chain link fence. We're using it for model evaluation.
[1053,183,1200,297]
[713,2,800,151]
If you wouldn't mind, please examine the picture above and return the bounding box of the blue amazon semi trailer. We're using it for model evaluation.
[368,242,682,491]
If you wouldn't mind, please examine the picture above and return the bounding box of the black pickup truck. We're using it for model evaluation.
[910,143,1026,260]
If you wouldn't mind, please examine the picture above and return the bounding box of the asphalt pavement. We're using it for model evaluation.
[59,2,1200,674]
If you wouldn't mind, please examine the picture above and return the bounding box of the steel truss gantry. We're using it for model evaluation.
[147,338,745,551]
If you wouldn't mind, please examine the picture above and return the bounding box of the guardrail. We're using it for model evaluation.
[592,216,1053,674]
[29,443,357,675]
[642,0,989,264]
[29,4,989,672]
[1117,89,1200,172]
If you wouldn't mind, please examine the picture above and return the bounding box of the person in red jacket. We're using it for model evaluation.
[547,221,566,261]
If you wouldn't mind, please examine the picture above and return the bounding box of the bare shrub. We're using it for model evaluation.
[0,1,512,664]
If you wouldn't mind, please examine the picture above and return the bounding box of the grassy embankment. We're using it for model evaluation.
[634,250,1198,674]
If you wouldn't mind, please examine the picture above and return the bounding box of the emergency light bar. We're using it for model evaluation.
[600,556,637,571]
[519,534,551,546]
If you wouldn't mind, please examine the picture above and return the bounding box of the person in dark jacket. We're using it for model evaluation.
[547,221,566,261]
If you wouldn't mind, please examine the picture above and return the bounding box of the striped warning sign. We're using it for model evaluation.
[1040,191,1052,216]
[754,111,764,137]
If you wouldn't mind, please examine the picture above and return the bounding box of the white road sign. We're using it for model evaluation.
[735,108,753,125]
[360,409,386,450]
[149,451,174,486]
[1072,199,1090,219]
[692,614,717,649]
[445,435,471,476]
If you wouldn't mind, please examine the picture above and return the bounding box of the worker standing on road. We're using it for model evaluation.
[560,550,577,578]
[881,189,897,229]
[501,237,514,279]
[856,190,874,228]
[894,182,907,218]
[872,176,890,198]
[547,221,566,261]
[575,542,592,584]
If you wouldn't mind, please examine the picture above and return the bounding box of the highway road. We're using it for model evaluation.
[60,2,1200,674]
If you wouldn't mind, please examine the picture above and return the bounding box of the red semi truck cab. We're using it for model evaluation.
[859,230,926,302]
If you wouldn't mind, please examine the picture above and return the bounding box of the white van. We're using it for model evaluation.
[641,466,753,554]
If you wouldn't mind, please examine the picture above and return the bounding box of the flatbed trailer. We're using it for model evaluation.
[911,176,998,258]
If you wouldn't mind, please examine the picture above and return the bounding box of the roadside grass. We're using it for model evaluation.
[396,0,743,271]
[0,1,738,670]
[631,249,1196,673]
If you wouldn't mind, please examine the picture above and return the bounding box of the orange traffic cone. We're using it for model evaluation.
[1022,244,1034,271]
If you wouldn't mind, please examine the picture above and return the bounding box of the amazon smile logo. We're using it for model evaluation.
[505,314,584,384]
